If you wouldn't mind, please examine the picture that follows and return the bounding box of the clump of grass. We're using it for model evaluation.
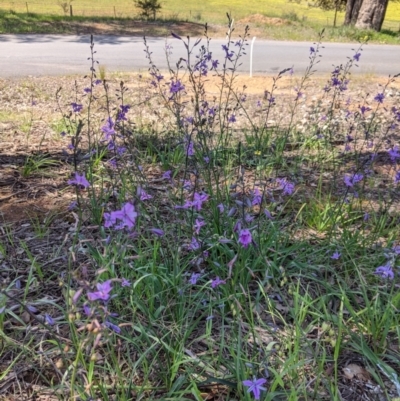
[1,16,400,401]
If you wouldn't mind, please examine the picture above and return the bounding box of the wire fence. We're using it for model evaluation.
[1,1,140,18]
[1,0,399,31]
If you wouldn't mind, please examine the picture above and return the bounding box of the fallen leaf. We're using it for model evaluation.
[343,364,370,381]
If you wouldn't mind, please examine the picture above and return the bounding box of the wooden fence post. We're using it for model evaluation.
[114,6,116,18]
[26,2,29,14]
[70,4,73,17]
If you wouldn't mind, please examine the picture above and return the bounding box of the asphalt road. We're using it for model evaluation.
[0,34,399,78]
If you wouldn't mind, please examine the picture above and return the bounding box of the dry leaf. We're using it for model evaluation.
[343,364,370,381]
[21,311,30,324]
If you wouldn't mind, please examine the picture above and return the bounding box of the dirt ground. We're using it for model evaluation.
[2,75,400,238]
[1,72,399,225]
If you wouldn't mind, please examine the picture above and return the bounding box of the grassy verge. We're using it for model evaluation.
[0,8,399,44]
[0,24,400,401]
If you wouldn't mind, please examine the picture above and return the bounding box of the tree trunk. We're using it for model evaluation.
[355,0,389,31]
[344,0,364,25]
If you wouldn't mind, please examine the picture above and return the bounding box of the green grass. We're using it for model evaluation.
[2,0,400,26]
[0,26,400,401]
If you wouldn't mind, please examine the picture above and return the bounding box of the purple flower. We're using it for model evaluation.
[360,105,371,115]
[118,202,138,229]
[374,264,394,280]
[374,93,385,103]
[331,251,341,260]
[108,159,117,169]
[363,212,370,221]
[233,220,242,233]
[392,245,400,255]
[295,90,303,100]
[87,280,113,301]
[139,188,153,201]
[353,52,361,62]
[388,146,400,162]
[344,173,363,187]
[105,202,138,230]
[121,278,131,287]
[117,104,130,121]
[27,305,38,313]
[228,114,236,123]
[191,192,209,211]
[211,59,219,69]
[105,321,121,334]
[68,201,77,211]
[228,207,237,217]
[189,237,201,251]
[104,212,117,228]
[149,228,164,237]
[276,178,295,196]
[252,187,262,206]
[186,139,194,157]
[217,203,224,213]
[45,314,54,325]
[222,44,234,59]
[244,213,254,223]
[189,272,201,285]
[181,180,192,190]
[83,305,91,316]
[185,117,194,124]
[101,117,115,140]
[394,171,400,183]
[117,146,126,156]
[194,219,205,235]
[83,87,91,94]
[170,80,185,94]
[211,277,226,288]
[310,46,315,54]
[264,209,273,219]
[238,229,252,248]
[71,102,83,113]
[68,172,90,188]
[242,377,267,400]
[162,170,172,180]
